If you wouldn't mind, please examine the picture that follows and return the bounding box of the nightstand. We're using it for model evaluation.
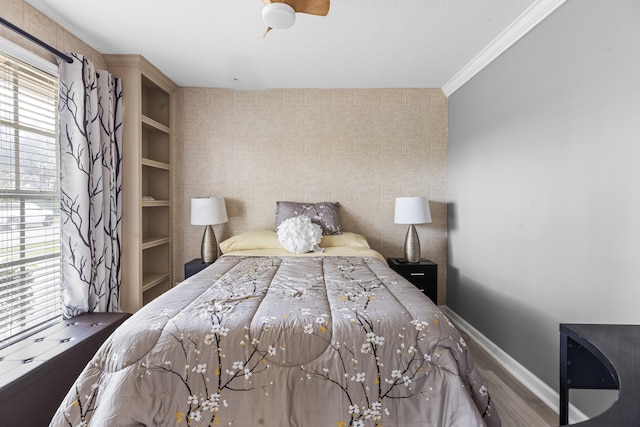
[387,258,438,303]
[184,258,213,279]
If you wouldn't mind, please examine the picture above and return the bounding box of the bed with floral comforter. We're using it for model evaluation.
[50,252,500,426]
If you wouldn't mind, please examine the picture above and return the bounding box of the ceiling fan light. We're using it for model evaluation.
[263,3,296,30]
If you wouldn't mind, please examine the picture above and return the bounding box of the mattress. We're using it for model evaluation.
[50,251,500,426]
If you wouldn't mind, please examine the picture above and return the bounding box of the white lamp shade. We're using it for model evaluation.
[263,3,296,29]
[191,196,228,225]
[394,196,432,225]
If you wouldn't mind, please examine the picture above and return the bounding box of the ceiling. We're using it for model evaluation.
[26,0,542,92]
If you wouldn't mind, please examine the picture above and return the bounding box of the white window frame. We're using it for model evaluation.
[0,37,62,348]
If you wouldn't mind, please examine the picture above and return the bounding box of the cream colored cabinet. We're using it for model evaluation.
[104,55,176,313]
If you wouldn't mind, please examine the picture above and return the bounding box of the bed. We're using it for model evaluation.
[49,225,501,426]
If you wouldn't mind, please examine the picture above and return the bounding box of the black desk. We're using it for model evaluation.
[559,324,640,426]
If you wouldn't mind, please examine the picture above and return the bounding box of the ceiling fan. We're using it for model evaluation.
[261,0,330,35]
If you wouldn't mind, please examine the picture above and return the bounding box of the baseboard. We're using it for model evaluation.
[440,306,588,424]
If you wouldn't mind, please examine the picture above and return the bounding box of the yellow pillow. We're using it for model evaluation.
[219,230,281,254]
[320,232,370,248]
[219,230,371,253]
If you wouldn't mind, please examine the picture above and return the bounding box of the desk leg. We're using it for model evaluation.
[559,332,569,425]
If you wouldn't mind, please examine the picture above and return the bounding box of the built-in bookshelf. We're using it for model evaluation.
[104,55,176,312]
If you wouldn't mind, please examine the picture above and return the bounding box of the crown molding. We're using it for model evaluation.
[442,0,567,97]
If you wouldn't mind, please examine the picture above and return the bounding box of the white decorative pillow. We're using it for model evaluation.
[276,215,323,254]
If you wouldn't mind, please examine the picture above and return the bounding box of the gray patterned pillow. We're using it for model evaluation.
[275,201,341,235]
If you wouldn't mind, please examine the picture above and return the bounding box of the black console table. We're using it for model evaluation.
[559,323,640,426]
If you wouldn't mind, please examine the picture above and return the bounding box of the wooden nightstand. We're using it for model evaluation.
[184,258,213,279]
[387,258,438,304]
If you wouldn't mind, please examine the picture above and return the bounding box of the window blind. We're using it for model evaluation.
[0,49,61,347]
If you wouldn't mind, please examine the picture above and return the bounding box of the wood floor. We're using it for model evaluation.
[464,335,559,427]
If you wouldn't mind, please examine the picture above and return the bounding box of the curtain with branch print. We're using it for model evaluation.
[57,53,123,318]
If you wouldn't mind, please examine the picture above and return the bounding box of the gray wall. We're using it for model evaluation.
[447,0,640,417]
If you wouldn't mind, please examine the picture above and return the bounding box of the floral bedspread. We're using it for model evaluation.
[50,256,500,427]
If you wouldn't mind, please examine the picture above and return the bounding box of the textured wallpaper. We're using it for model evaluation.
[173,88,449,303]
[1,2,449,303]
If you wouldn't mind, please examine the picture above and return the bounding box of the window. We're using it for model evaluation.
[0,44,61,348]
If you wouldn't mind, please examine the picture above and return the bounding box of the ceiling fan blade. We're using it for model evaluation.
[288,0,330,16]
[260,0,327,35]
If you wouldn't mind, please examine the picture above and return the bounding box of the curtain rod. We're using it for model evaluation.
[0,17,73,64]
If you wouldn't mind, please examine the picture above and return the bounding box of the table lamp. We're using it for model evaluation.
[191,196,228,262]
[394,196,431,263]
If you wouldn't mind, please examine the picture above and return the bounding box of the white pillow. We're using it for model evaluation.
[276,215,323,254]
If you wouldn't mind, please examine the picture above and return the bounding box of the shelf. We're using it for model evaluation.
[143,279,171,305]
[141,115,170,134]
[142,273,169,292]
[142,200,170,208]
[142,158,170,170]
[142,205,169,243]
[142,166,170,200]
[142,117,169,165]
[142,236,170,249]
[142,242,170,300]
[141,75,170,127]
[142,272,170,292]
